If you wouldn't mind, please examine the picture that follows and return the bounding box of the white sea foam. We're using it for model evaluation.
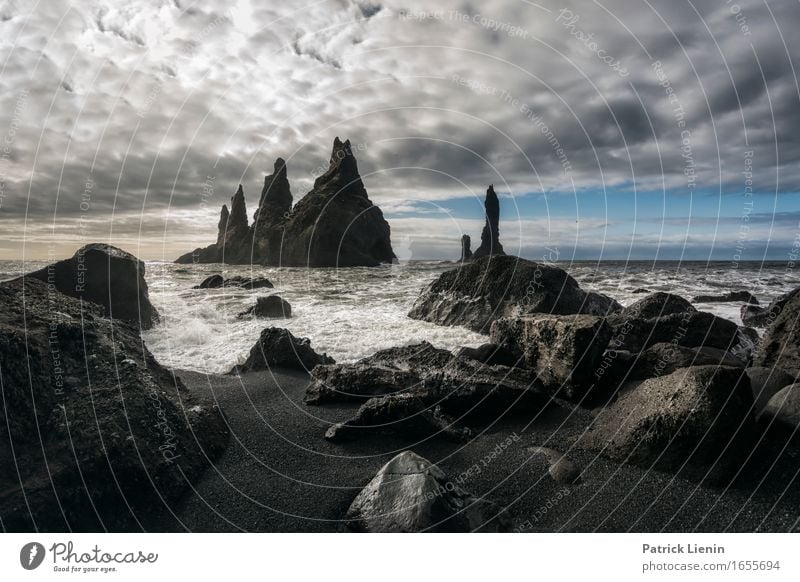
[6,258,792,375]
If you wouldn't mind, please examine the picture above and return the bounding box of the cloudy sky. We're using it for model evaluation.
[1,0,799,261]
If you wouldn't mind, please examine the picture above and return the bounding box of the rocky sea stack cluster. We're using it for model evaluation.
[176,137,396,267]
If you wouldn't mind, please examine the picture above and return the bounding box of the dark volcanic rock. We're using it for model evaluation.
[459,234,472,262]
[176,138,395,267]
[628,342,745,381]
[233,327,334,373]
[622,292,695,319]
[252,158,292,263]
[490,315,611,401]
[325,393,470,442]
[747,367,796,414]
[237,295,292,319]
[408,255,622,334]
[528,447,582,484]
[606,309,740,353]
[579,366,755,482]
[758,383,800,445]
[741,303,768,327]
[176,185,253,264]
[692,291,759,304]
[279,137,396,267]
[193,275,273,290]
[306,342,549,418]
[471,185,505,260]
[455,342,519,367]
[0,278,228,531]
[753,288,800,373]
[346,451,510,532]
[25,243,160,330]
[196,274,224,289]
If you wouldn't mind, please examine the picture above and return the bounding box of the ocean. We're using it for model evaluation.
[2,259,798,374]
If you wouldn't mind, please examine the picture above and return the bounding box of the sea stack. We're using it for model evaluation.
[176,137,395,267]
[472,185,505,259]
[459,234,472,262]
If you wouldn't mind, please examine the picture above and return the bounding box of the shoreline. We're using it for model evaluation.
[142,367,800,533]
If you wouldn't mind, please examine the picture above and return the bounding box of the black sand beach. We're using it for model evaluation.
[144,368,800,533]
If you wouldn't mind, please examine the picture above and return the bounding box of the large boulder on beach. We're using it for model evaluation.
[753,288,800,374]
[325,393,470,442]
[306,342,549,418]
[758,384,800,446]
[628,343,745,381]
[490,314,611,401]
[25,243,160,330]
[747,367,796,414]
[0,278,228,531]
[408,255,621,334]
[233,327,334,373]
[345,451,509,532]
[579,366,755,481]
[238,295,291,319]
[606,301,740,354]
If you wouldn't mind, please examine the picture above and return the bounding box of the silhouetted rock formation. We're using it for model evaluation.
[0,276,228,531]
[472,185,505,259]
[176,138,395,267]
[24,243,160,330]
[459,234,472,262]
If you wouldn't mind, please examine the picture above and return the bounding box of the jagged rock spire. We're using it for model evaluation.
[314,136,362,191]
[254,157,292,226]
[472,185,505,260]
[216,205,229,246]
[460,234,472,262]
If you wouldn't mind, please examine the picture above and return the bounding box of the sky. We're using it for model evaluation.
[0,0,799,262]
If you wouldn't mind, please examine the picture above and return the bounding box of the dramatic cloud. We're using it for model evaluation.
[1,0,798,260]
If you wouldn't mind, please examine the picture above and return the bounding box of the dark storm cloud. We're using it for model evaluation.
[0,0,798,259]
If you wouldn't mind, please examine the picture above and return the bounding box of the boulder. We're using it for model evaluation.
[622,292,695,319]
[752,288,800,374]
[238,295,292,319]
[490,314,611,401]
[325,393,471,442]
[471,185,505,259]
[0,278,228,531]
[233,327,334,373]
[345,451,510,532]
[741,303,768,327]
[758,383,800,445]
[606,310,740,353]
[408,255,621,334]
[528,447,582,484]
[747,367,796,414]
[579,366,755,481]
[24,243,160,330]
[455,342,519,367]
[305,342,550,418]
[628,342,745,381]
[196,274,224,289]
[193,275,273,290]
[632,287,650,294]
[692,291,759,304]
